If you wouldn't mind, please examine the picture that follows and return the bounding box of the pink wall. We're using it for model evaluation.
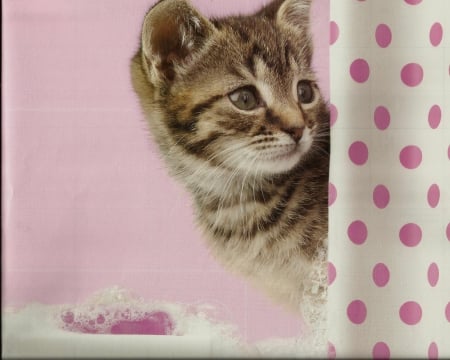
[3,0,328,342]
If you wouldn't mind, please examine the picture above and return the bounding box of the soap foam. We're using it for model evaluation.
[3,286,326,358]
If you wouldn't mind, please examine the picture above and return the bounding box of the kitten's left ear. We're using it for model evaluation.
[276,0,312,31]
[140,0,216,84]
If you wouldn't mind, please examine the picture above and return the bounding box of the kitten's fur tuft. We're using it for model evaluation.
[131,0,329,325]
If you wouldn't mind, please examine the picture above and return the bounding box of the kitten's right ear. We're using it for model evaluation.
[276,0,312,30]
[140,0,216,84]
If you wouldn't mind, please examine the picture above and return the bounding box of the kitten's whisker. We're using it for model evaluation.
[202,149,247,201]
[251,159,259,207]
[187,142,250,185]
[239,153,259,225]
[207,148,251,228]
[213,162,243,230]
[313,133,330,139]
[174,142,250,197]
[167,135,189,157]
[310,144,330,158]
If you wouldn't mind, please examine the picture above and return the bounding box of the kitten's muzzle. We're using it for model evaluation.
[283,126,304,143]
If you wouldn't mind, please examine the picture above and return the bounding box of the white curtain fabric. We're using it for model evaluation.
[328,0,450,358]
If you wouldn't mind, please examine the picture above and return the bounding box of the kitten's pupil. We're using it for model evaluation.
[297,80,315,104]
[229,87,258,111]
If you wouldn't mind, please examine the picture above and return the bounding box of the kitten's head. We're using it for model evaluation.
[131,0,328,180]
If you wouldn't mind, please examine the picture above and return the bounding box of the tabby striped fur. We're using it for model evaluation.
[131,0,329,318]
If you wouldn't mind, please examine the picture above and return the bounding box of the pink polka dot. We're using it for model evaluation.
[428,342,439,360]
[430,23,443,47]
[373,263,390,287]
[330,103,338,127]
[330,21,339,45]
[328,342,336,359]
[399,301,422,325]
[373,185,390,209]
[375,24,392,48]
[374,106,390,130]
[401,63,424,87]
[427,184,440,208]
[400,145,422,169]
[350,59,370,83]
[399,223,422,247]
[347,300,367,324]
[447,223,450,242]
[349,141,369,165]
[329,182,337,206]
[428,105,441,129]
[427,263,439,287]
[404,0,422,4]
[328,262,336,285]
[446,302,450,322]
[373,342,390,359]
[347,220,368,245]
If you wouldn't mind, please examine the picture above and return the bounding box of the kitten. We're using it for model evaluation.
[131,0,329,324]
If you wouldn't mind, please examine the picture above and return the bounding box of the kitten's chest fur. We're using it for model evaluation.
[192,152,328,312]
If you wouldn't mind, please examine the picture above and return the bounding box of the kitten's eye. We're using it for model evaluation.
[297,80,315,104]
[229,87,259,111]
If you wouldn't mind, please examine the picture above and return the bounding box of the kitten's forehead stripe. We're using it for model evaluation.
[251,41,286,75]
[245,52,257,77]
[235,26,251,42]
[219,18,295,78]
[284,41,292,67]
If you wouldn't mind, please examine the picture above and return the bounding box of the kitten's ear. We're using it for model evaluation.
[276,0,312,31]
[269,0,313,64]
[140,0,215,84]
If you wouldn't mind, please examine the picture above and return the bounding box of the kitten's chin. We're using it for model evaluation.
[256,146,305,175]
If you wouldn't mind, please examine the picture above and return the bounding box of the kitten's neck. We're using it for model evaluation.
[189,164,300,235]
[169,154,270,207]
[183,148,328,260]
[194,172,272,208]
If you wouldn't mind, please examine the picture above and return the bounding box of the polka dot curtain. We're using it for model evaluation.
[328,0,450,358]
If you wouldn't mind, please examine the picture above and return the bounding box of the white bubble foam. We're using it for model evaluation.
[3,286,326,358]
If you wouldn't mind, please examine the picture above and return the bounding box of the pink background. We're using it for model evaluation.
[3,0,329,341]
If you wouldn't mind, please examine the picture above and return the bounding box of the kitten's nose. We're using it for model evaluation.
[284,127,304,143]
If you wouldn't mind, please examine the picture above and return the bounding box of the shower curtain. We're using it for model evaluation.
[328,0,449,358]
